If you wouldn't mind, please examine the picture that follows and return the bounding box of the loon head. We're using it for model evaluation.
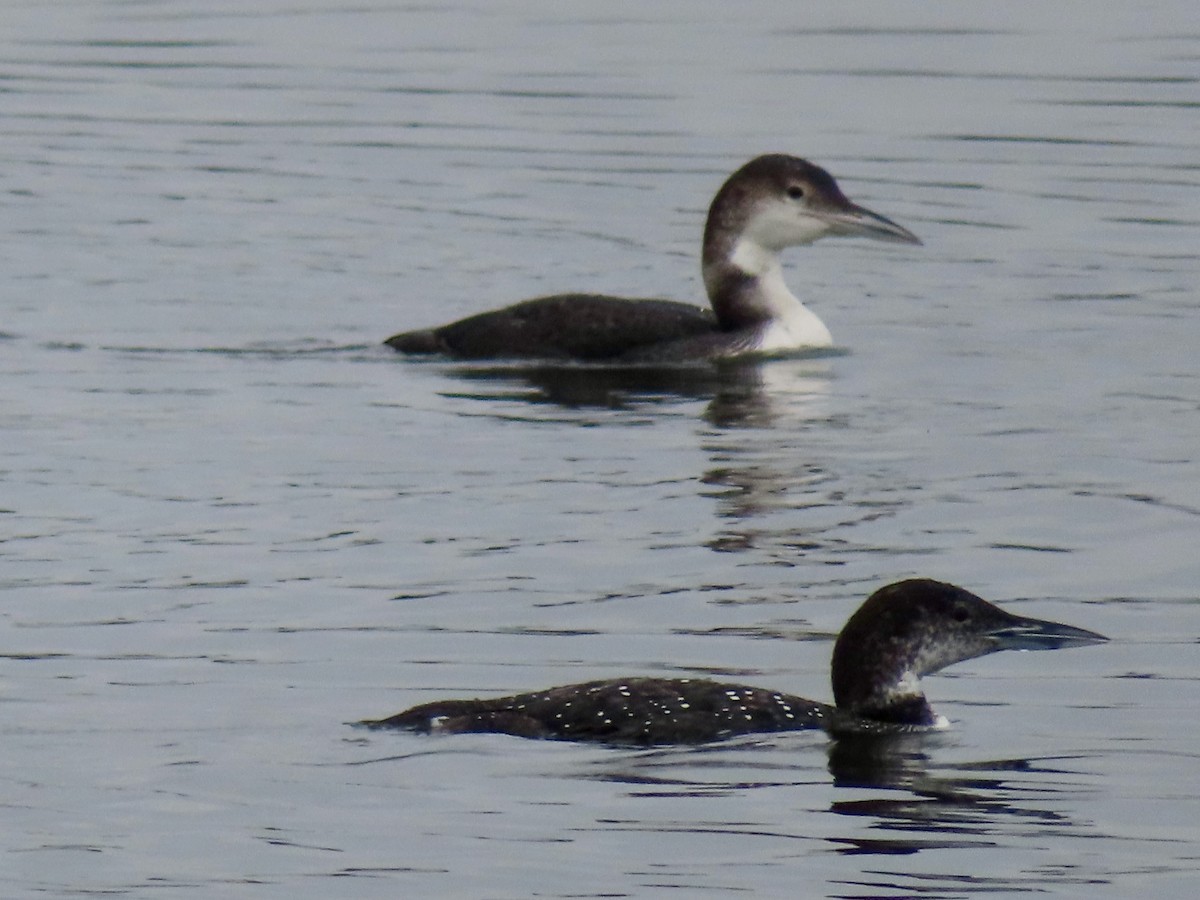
[830,579,1107,727]
[703,155,920,268]
[701,155,921,334]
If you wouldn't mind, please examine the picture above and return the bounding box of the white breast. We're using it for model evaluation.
[753,299,834,352]
[727,239,834,352]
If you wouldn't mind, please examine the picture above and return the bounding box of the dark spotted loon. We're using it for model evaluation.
[384,155,921,362]
[359,579,1106,745]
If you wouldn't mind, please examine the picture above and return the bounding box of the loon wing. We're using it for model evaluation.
[385,294,717,361]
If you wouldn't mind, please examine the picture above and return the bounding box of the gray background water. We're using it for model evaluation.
[3,1,1198,897]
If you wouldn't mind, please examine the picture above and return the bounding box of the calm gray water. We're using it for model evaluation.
[3,1,1198,897]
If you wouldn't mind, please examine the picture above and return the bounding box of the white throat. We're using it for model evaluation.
[888,669,948,728]
[728,237,833,350]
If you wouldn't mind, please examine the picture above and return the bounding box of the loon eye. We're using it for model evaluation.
[951,605,971,623]
[785,185,806,200]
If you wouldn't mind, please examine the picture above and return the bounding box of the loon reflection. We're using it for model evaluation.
[385,155,920,362]
[360,579,1106,746]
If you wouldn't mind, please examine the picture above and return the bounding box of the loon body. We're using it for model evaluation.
[385,155,921,362]
[360,579,1106,745]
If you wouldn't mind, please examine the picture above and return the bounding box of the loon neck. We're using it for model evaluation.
[702,235,833,348]
[829,580,972,727]
[835,671,942,729]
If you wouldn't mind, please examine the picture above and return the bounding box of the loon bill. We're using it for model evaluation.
[358,579,1107,746]
[384,155,921,363]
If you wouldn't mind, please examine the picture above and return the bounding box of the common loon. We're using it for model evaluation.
[384,155,921,362]
[360,579,1106,745]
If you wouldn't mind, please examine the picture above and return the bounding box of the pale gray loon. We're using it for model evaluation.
[384,155,921,362]
[359,579,1106,745]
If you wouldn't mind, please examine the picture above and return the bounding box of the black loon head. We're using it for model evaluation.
[830,579,1107,727]
[700,154,921,333]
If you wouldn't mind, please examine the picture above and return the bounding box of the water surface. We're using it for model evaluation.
[3,1,1198,897]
